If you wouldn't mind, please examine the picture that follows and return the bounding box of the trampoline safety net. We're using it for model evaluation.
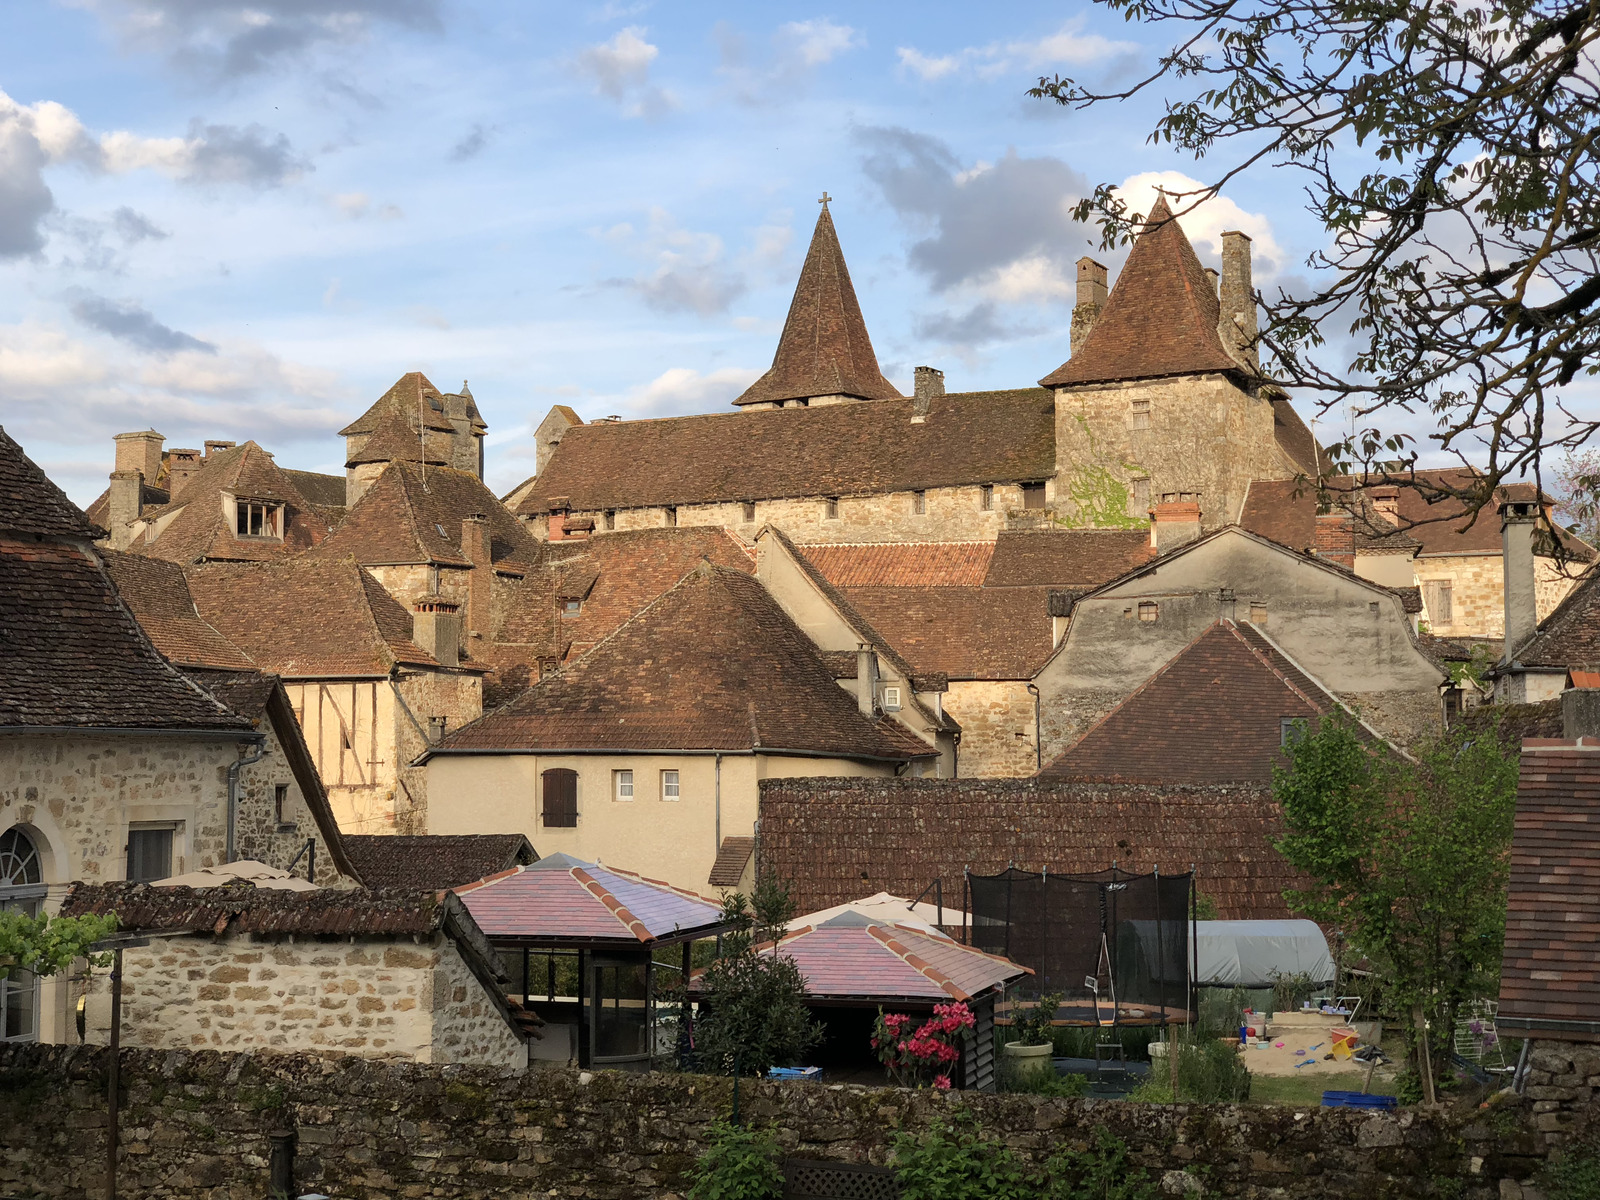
[966,868,1193,1020]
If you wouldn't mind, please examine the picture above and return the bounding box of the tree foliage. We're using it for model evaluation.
[0,911,118,980]
[1272,714,1518,1074]
[693,877,822,1078]
[1032,0,1600,513]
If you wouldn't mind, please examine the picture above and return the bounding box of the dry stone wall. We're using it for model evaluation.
[0,1044,1583,1200]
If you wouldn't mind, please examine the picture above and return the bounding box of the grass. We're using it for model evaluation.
[1247,1069,1393,1107]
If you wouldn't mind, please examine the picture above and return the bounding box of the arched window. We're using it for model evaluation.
[0,827,45,1044]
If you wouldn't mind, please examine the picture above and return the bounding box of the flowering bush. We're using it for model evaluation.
[873,1001,975,1090]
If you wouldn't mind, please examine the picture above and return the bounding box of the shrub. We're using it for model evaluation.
[1539,1142,1600,1200]
[875,1002,976,1090]
[686,1121,783,1200]
[1009,992,1064,1047]
[1041,1127,1159,1200]
[892,1109,1029,1200]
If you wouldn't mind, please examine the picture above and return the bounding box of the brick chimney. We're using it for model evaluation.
[1501,498,1539,660]
[113,430,164,482]
[204,440,236,460]
[1070,258,1108,357]
[1314,508,1356,568]
[412,597,462,668]
[1219,231,1258,370]
[462,513,492,638]
[547,496,570,542]
[1150,495,1202,553]
[166,448,202,497]
[912,366,944,423]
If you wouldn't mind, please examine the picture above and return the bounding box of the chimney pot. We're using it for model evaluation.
[166,448,202,498]
[1204,267,1220,296]
[461,515,492,637]
[412,598,462,668]
[855,645,877,716]
[1314,508,1357,568]
[107,470,145,550]
[1071,258,1109,357]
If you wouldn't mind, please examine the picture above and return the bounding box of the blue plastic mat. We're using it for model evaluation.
[1321,1091,1397,1110]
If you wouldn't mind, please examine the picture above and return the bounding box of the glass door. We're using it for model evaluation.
[589,958,651,1065]
[0,828,45,1043]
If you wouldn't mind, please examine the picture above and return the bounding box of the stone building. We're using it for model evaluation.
[64,882,533,1067]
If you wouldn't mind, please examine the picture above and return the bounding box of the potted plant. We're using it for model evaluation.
[1002,992,1062,1079]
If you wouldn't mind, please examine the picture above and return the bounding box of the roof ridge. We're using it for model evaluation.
[1234,619,1406,755]
[865,922,969,1001]
[570,865,652,942]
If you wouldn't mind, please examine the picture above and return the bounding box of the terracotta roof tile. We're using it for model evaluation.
[838,586,1053,680]
[1239,479,1422,555]
[340,371,457,436]
[734,206,900,406]
[982,530,1155,588]
[433,564,936,761]
[343,834,537,890]
[102,551,256,671]
[1041,197,1243,388]
[707,837,755,887]
[61,880,459,935]
[798,542,994,587]
[1498,741,1600,1038]
[513,388,1056,516]
[0,425,102,539]
[281,469,347,510]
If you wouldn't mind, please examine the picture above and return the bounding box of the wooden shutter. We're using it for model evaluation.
[542,769,578,828]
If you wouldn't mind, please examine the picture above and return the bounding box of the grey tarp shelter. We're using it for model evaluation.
[1193,919,1334,987]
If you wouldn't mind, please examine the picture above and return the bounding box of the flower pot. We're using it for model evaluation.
[1003,1041,1054,1080]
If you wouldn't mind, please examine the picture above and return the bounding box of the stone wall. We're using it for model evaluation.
[230,716,342,880]
[1516,1039,1600,1145]
[79,932,524,1068]
[1415,553,1582,641]
[945,680,1040,778]
[0,1044,1579,1200]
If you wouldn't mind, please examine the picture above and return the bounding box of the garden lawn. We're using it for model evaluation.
[1248,1069,1395,1107]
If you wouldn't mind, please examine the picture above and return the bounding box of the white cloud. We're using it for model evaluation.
[897,21,1138,83]
[598,208,793,316]
[717,19,863,106]
[331,191,402,220]
[778,19,860,66]
[576,26,674,117]
[625,365,761,416]
[1115,170,1285,277]
[897,48,960,82]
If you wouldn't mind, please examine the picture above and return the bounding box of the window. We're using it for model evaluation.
[1022,482,1046,509]
[1137,601,1159,623]
[274,784,290,824]
[824,497,840,521]
[614,769,634,801]
[1129,399,1151,431]
[0,828,44,1043]
[541,769,578,828]
[1425,581,1454,625]
[665,506,678,528]
[127,827,174,883]
[1369,601,1381,615]
[661,769,680,801]
[427,715,447,741]
[882,686,902,710]
[912,490,927,515]
[742,501,756,523]
[1129,478,1150,519]
[235,499,282,539]
[562,599,582,617]
[1280,718,1303,747]
[1249,603,1268,625]
[604,510,616,530]
[979,485,993,511]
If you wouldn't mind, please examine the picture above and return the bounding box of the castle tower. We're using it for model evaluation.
[733,196,902,410]
[339,372,487,506]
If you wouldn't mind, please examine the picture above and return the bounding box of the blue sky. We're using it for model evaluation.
[0,1,1421,505]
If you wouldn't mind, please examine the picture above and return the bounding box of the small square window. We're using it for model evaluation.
[742,501,756,522]
[604,510,616,530]
[1249,603,1268,625]
[274,783,289,824]
[1280,718,1303,747]
[661,769,680,801]
[882,686,902,710]
[824,497,840,520]
[665,507,678,528]
[1369,601,1380,615]
[1021,482,1046,509]
[979,485,993,511]
[539,657,560,678]
[614,769,634,801]
[127,827,174,883]
[563,599,581,617]
[1129,399,1151,431]
[1137,601,1159,623]
[913,490,927,515]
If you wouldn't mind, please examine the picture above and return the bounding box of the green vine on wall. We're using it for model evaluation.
[1053,415,1149,531]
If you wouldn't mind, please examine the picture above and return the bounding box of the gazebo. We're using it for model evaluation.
[455,852,736,1068]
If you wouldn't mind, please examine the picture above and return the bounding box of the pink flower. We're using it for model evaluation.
[934,1075,952,1090]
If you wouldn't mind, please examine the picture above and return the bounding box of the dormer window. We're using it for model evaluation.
[562,599,582,618]
[882,685,902,710]
[235,499,284,539]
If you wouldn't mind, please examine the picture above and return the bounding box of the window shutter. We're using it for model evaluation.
[541,769,578,828]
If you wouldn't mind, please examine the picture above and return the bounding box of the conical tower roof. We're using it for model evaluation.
[1040,195,1243,387]
[734,203,902,407]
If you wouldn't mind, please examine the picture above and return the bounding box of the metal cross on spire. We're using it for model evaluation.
[818,192,832,207]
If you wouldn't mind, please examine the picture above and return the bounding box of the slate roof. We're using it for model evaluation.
[797,542,995,587]
[1042,621,1357,784]
[102,551,256,671]
[455,852,731,944]
[0,426,102,539]
[839,586,1054,680]
[511,388,1057,516]
[1506,566,1600,668]
[307,460,540,570]
[734,206,901,407]
[340,371,484,438]
[185,559,441,678]
[982,530,1155,588]
[430,563,937,761]
[1498,739,1600,1040]
[1041,197,1245,388]
[707,836,756,888]
[1271,398,1330,477]
[343,834,537,891]
[744,913,1030,1003]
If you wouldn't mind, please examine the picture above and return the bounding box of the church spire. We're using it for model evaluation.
[733,198,902,408]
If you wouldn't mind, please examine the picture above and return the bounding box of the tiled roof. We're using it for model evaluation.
[1042,620,1353,784]
[733,206,901,407]
[0,527,249,732]
[432,563,937,760]
[511,388,1057,516]
[1453,699,1562,747]
[798,542,994,587]
[102,551,256,671]
[1271,398,1329,477]
[343,834,537,890]
[125,441,334,565]
[185,559,440,678]
[0,426,101,539]
[456,852,730,944]
[182,668,279,718]
[839,586,1053,680]
[62,880,464,935]
[1508,567,1600,667]
[1238,479,1421,556]
[982,530,1155,588]
[340,371,482,437]
[748,913,1030,1003]
[307,461,540,570]
[281,469,347,509]
[1498,740,1600,1039]
[1040,197,1244,388]
[707,836,755,888]
[345,418,448,468]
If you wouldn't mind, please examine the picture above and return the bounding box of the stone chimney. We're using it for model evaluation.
[166,448,202,497]
[1204,267,1220,296]
[1562,685,1600,739]
[547,497,570,542]
[1219,231,1258,370]
[855,644,878,716]
[462,513,492,639]
[912,366,944,423]
[1501,498,1539,660]
[204,440,236,460]
[113,430,164,483]
[1314,508,1356,568]
[106,471,143,550]
[412,597,462,668]
[1150,495,1202,553]
[1070,258,1109,357]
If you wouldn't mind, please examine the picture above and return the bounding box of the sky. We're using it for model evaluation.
[0,0,1511,507]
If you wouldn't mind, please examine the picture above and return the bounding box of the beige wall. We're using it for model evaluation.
[425,751,891,893]
[944,681,1040,778]
[1054,375,1296,531]
[80,931,524,1067]
[1415,554,1584,640]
